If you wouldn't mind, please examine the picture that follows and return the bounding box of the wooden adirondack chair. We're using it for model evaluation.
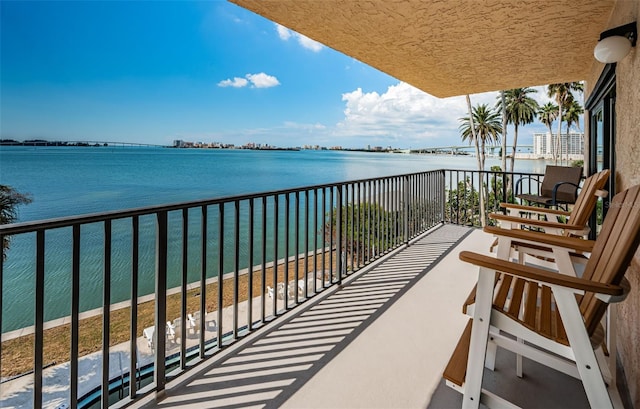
[486,169,609,269]
[443,184,640,409]
[470,170,610,316]
[491,169,610,238]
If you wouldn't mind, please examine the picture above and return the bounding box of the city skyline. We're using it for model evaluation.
[2,1,573,149]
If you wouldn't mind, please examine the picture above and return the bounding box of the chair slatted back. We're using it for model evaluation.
[540,166,583,203]
[566,169,610,230]
[580,184,640,335]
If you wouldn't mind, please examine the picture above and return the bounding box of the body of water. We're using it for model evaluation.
[0,146,550,332]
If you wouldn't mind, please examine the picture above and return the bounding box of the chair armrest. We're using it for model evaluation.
[459,251,622,296]
[483,225,595,253]
[552,181,580,204]
[499,202,571,217]
[514,175,542,196]
[489,213,586,233]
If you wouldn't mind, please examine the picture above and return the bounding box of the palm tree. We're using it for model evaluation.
[496,87,539,173]
[459,101,502,226]
[0,185,32,260]
[563,98,584,165]
[547,82,584,165]
[459,103,503,171]
[537,102,559,159]
[499,91,508,173]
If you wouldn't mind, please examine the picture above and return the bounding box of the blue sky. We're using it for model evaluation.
[1,1,571,149]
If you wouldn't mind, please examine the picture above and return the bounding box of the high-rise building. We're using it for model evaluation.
[533,132,584,159]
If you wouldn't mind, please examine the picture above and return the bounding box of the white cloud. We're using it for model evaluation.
[274,23,323,52]
[218,73,280,89]
[276,24,292,40]
[335,82,481,144]
[246,73,280,88]
[297,35,323,52]
[217,77,249,88]
[331,83,565,148]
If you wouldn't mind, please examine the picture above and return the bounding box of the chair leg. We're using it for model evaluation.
[463,268,496,409]
[484,327,498,371]
[516,338,524,378]
[553,286,613,409]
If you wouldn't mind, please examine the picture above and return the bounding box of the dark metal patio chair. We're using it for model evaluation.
[516,165,583,207]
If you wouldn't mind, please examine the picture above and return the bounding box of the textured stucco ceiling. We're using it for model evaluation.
[230,0,615,98]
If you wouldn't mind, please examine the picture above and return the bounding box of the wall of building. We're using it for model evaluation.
[586,1,640,406]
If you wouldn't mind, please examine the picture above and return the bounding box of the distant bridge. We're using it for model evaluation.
[1,139,167,148]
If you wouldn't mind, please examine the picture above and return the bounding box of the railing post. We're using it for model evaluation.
[179,211,187,370]
[336,185,343,285]
[404,175,410,245]
[130,216,140,397]
[154,210,168,395]
[0,233,3,387]
[34,230,45,409]
[201,205,208,356]
[233,200,240,337]
[247,198,254,330]
[284,194,290,308]
[70,225,80,407]
[440,170,446,224]
[216,204,224,347]
[102,220,112,408]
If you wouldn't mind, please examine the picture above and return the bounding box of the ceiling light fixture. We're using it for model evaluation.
[594,22,637,63]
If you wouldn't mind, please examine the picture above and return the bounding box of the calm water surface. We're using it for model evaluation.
[0,147,549,332]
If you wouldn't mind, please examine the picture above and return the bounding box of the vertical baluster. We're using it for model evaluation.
[130,217,139,397]
[233,200,240,338]
[381,179,386,252]
[261,197,267,323]
[313,189,318,293]
[201,206,207,357]
[403,176,409,244]
[329,187,334,284]
[373,179,380,259]
[321,188,326,287]
[180,210,187,369]
[216,204,224,347]
[34,230,45,409]
[367,180,372,260]
[155,211,168,393]
[0,232,3,385]
[350,184,355,272]
[304,190,310,298]
[355,183,361,268]
[294,191,300,303]
[272,195,279,316]
[284,194,290,308]
[102,220,112,408]
[248,198,254,331]
[70,225,80,407]
[336,185,342,284]
[392,177,397,247]
[416,174,421,234]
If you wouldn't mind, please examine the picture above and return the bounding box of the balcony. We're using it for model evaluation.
[131,225,594,409]
[0,169,624,408]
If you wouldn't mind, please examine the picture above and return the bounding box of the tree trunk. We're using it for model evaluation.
[566,123,571,166]
[509,124,518,176]
[500,91,507,172]
[547,124,554,160]
[555,104,563,165]
[500,91,511,203]
[465,94,486,227]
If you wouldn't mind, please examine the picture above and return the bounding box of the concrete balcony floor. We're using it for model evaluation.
[133,224,596,409]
